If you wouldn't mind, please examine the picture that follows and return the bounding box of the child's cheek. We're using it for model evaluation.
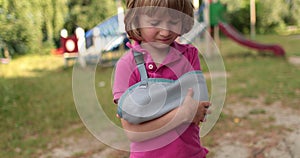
[169,25,182,35]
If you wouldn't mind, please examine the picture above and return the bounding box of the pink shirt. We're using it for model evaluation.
[113,41,208,158]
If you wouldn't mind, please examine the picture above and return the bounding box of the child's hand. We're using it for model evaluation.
[179,88,211,125]
[198,101,211,123]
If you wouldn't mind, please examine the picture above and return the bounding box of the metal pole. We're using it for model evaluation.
[116,0,125,33]
[204,0,211,55]
[193,0,200,9]
[250,0,256,39]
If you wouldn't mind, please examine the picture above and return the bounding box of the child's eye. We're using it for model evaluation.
[169,21,180,25]
[149,21,160,26]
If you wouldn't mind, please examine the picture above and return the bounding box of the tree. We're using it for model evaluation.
[284,0,300,25]
[0,0,118,55]
[41,0,68,47]
[64,0,117,34]
[221,0,292,34]
[256,0,289,33]
[0,0,38,55]
[0,0,68,55]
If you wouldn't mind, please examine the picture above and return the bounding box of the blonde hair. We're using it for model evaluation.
[124,0,194,41]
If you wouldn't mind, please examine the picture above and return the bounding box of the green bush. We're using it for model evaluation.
[221,0,299,34]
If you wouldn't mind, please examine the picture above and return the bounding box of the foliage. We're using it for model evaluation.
[64,0,116,34]
[283,0,300,26]
[1,0,299,56]
[0,0,118,56]
[224,2,251,34]
[256,0,289,33]
[0,0,68,55]
[221,0,300,34]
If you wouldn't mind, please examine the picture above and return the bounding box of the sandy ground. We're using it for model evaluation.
[39,98,300,158]
[212,57,300,158]
[212,99,300,158]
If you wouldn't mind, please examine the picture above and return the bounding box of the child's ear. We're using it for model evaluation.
[135,29,144,41]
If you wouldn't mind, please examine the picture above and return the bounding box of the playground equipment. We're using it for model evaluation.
[59,27,89,67]
[60,28,80,67]
[202,0,285,56]
[84,14,128,66]
[219,22,285,56]
[58,10,128,67]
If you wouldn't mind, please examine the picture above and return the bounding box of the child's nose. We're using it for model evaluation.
[159,29,171,37]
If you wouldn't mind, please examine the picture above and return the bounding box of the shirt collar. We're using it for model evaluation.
[127,40,188,65]
[126,40,188,54]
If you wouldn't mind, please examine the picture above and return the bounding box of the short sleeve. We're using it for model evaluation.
[112,53,137,104]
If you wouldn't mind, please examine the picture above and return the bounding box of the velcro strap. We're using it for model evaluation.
[133,51,144,65]
[133,51,148,86]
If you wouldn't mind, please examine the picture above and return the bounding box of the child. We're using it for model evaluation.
[113,0,210,157]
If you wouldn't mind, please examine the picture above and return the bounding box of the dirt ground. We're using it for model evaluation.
[212,98,300,158]
[39,97,300,158]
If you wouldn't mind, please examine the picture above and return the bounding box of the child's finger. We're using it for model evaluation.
[201,102,211,109]
[186,88,194,97]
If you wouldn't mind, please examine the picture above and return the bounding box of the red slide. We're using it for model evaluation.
[218,22,285,56]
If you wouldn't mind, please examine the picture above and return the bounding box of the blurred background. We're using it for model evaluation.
[0,0,299,57]
[0,0,300,158]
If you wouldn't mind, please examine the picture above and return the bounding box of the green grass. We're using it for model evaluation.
[0,55,81,157]
[0,34,299,157]
[95,66,121,126]
[219,34,300,107]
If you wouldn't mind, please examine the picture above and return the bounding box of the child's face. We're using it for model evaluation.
[138,11,182,49]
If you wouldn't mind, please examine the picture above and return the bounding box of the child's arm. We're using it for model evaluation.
[120,88,210,142]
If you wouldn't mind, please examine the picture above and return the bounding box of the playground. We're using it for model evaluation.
[53,0,287,69]
[1,0,300,158]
